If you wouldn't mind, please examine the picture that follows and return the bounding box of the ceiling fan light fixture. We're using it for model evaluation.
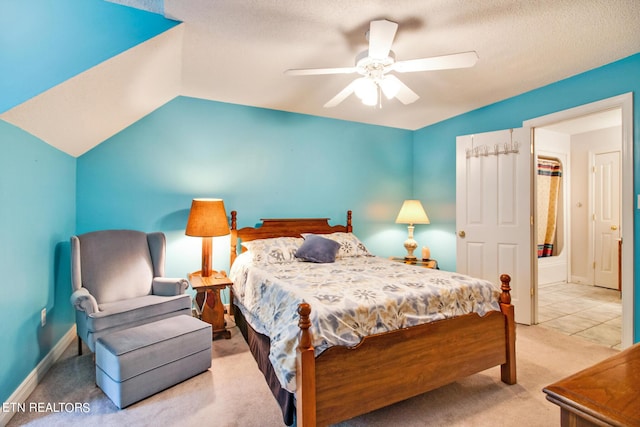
[354,77,378,105]
[361,89,378,106]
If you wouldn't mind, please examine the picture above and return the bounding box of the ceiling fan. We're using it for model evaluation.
[284,19,479,108]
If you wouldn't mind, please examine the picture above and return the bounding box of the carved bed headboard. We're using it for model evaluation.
[229,210,353,266]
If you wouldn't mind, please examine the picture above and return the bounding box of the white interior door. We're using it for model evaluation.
[593,151,621,289]
[456,128,534,325]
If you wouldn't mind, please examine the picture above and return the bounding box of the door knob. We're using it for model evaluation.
[611,225,618,230]
[458,230,466,238]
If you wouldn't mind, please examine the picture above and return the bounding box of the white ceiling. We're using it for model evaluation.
[3,0,640,156]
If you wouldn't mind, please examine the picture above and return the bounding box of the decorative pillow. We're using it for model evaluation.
[241,237,303,265]
[303,232,371,258]
[295,234,341,263]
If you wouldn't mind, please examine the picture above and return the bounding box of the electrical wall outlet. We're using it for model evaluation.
[41,308,46,327]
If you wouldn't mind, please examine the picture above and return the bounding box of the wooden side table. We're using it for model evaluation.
[390,257,439,269]
[189,270,233,340]
[543,343,640,426]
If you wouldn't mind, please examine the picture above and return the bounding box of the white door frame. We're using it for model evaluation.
[524,92,634,349]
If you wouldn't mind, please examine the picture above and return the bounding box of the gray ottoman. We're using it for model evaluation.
[96,315,211,409]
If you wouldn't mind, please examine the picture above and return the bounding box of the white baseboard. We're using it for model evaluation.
[0,325,76,427]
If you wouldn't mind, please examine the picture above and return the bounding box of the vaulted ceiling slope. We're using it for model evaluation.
[0,0,180,157]
[2,0,640,157]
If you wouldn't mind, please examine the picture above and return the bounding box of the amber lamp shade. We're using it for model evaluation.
[185,198,230,277]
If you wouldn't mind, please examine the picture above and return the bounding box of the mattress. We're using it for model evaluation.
[229,252,501,393]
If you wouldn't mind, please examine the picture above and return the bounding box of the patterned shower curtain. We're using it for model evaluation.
[537,158,562,257]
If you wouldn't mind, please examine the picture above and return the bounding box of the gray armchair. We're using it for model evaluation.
[70,230,191,355]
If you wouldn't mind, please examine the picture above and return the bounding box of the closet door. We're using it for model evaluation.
[456,128,534,325]
[593,150,621,289]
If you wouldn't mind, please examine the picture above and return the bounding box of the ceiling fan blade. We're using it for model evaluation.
[284,66,357,76]
[382,75,419,104]
[393,51,479,73]
[324,80,358,108]
[368,19,398,60]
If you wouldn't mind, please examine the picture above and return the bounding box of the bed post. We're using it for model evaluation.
[499,274,517,385]
[346,210,353,233]
[296,303,316,427]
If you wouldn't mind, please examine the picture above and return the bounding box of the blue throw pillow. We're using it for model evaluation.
[295,234,341,263]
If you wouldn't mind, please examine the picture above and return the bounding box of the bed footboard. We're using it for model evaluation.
[296,274,516,427]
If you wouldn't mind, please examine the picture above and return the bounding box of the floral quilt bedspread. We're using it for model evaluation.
[229,253,501,393]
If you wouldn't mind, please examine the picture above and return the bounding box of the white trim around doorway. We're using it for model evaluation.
[524,92,634,349]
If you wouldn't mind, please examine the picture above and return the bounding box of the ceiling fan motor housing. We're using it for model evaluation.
[355,50,396,79]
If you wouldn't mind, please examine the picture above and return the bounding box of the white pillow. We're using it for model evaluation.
[241,237,303,265]
[302,232,371,258]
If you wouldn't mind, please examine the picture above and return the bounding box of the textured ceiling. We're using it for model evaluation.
[169,0,640,130]
[3,0,640,156]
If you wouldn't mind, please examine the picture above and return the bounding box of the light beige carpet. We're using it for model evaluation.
[7,324,617,427]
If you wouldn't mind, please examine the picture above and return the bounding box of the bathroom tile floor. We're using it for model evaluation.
[538,281,622,349]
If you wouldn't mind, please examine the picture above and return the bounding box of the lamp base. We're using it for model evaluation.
[403,232,418,261]
[201,237,213,277]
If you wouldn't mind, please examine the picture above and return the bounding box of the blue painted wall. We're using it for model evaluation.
[0,0,179,113]
[0,121,76,404]
[0,0,178,406]
[413,52,640,340]
[76,96,414,279]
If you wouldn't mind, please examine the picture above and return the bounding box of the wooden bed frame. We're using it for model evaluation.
[230,210,516,427]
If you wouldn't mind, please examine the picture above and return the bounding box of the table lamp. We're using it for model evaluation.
[185,198,230,277]
[395,199,430,261]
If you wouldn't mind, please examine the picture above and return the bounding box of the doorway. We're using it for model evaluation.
[524,93,633,349]
[533,109,622,348]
